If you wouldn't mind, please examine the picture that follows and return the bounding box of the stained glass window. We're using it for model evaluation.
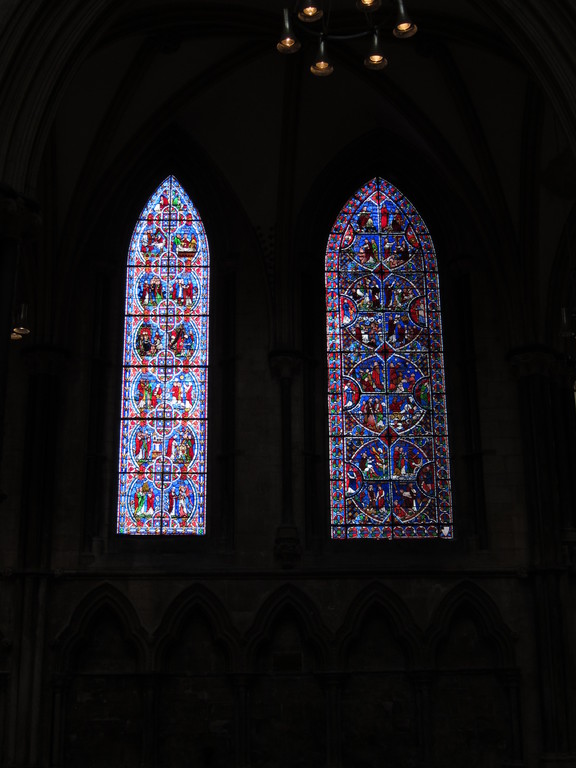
[117,176,209,535]
[326,178,452,540]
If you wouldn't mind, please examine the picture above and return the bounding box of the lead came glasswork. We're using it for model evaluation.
[326,178,453,539]
[118,176,209,535]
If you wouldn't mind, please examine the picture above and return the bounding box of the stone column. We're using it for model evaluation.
[499,667,524,767]
[0,190,40,494]
[411,670,433,765]
[8,345,68,768]
[142,673,157,768]
[269,351,301,568]
[49,674,70,768]
[509,346,576,766]
[320,672,343,768]
[231,673,251,768]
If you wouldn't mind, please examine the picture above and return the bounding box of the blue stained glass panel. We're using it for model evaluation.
[326,178,453,539]
[118,176,209,535]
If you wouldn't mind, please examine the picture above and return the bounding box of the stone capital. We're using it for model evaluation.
[274,523,301,569]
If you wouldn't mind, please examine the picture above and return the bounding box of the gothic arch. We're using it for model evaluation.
[151,584,238,766]
[0,3,278,193]
[325,176,452,540]
[245,584,331,670]
[154,583,240,670]
[117,174,209,536]
[425,581,521,767]
[336,581,424,668]
[76,133,258,549]
[244,586,330,768]
[426,580,516,668]
[335,584,425,768]
[297,148,490,550]
[54,583,149,673]
[52,584,151,768]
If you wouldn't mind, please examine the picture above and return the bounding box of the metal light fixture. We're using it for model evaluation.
[310,36,333,76]
[277,1,417,74]
[356,0,382,11]
[13,303,30,336]
[277,8,301,53]
[393,0,417,38]
[297,2,323,22]
[364,30,388,69]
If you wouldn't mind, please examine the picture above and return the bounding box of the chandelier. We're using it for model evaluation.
[277,0,418,75]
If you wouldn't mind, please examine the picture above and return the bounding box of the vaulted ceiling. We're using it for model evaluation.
[1,0,576,348]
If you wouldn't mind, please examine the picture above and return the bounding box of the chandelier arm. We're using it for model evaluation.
[293,18,378,41]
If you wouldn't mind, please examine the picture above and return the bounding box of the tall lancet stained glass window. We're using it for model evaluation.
[118,176,209,535]
[326,178,452,540]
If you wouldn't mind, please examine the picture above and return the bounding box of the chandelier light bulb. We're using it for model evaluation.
[277,1,418,69]
[393,0,418,38]
[12,303,30,336]
[277,8,301,53]
[356,0,382,11]
[311,37,334,76]
[364,30,388,69]
[298,3,323,22]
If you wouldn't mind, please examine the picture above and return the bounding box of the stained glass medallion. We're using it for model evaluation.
[326,178,453,540]
[118,176,209,535]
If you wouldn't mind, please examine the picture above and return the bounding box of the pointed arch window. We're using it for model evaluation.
[117,176,209,535]
[326,178,452,539]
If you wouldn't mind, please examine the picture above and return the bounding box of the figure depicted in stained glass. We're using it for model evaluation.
[326,178,452,539]
[118,176,209,535]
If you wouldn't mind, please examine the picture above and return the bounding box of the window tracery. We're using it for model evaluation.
[118,176,209,535]
[326,178,452,539]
